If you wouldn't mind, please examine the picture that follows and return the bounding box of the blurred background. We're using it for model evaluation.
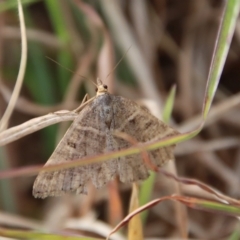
[1,0,240,239]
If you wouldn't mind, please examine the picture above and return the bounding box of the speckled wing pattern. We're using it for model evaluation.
[33,92,178,198]
[33,93,117,198]
[112,96,178,183]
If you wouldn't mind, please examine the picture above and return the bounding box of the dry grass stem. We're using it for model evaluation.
[0,111,77,146]
[0,0,27,131]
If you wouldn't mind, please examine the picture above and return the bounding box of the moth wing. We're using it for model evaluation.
[112,96,179,183]
[33,98,116,198]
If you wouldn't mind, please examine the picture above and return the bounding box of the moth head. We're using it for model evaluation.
[96,78,108,96]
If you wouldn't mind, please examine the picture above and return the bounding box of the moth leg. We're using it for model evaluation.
[80,94,89,106]
[74,95,95,113]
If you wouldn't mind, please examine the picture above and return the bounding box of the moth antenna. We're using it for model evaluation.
[46,56,98,88]
[105,46,132,80]
[97,77,103,85]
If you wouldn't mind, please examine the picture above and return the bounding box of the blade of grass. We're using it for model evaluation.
[0,0,27,131]
[228,226,240,240]
[128,183,143,240]
[190,199,240,216]
[0,227,103,240]
[44,0,73,97]
[0,132,193,180]
[108,195,240,239]
[202,0,240,119]
[139,171,155,223]
[229,232,240,240]
[162,84,177,123]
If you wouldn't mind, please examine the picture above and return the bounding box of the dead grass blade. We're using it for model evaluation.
[159,169,240,206]
[0,111,77,146]
[0,0,27,131]
[107,195,240,239]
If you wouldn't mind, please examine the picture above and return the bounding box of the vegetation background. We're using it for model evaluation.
[0,0,240,239]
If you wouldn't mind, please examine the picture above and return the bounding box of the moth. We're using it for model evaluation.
[33,79,179,198]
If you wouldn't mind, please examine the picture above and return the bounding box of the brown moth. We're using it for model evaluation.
[33,79,179,198]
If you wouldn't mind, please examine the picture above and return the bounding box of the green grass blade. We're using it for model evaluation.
[228,227,240,240]
[162,85,176,123]
[139,172,155,223]
[195,200,240,216]
[44,0,70,44]
[203,0,240,119]
[0,227,103,240]
[44,0,73,96]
